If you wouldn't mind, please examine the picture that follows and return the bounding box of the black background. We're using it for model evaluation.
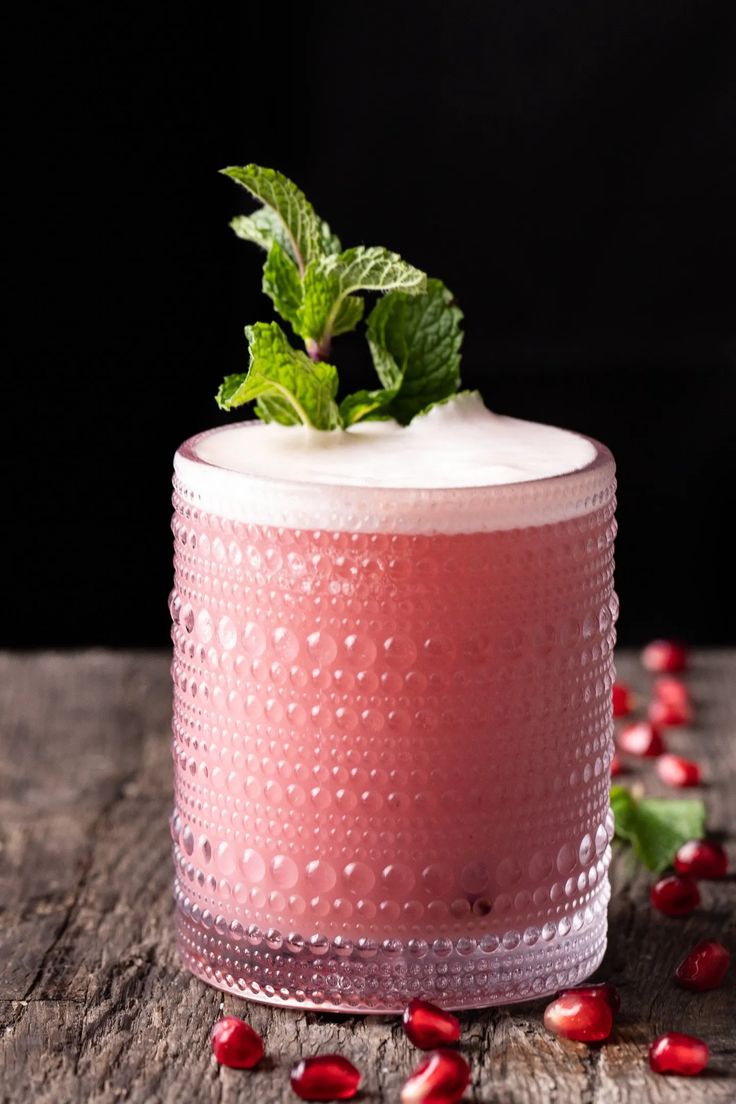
[7,1,735,647]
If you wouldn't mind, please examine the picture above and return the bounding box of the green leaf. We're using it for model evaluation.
[229,208,296,262]
[610,785,707,873]
[215,321,340,430]
[365,278,463,424]
[332,295,365,337]
[215,373,248,411]
[262,241,303,330]
[231,210,341,267]
[221,164,322,270]
[298,246,426,344]
[319,220,342,255]
[339,387,397,426]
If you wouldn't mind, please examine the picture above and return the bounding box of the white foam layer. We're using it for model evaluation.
[174,393,614,534]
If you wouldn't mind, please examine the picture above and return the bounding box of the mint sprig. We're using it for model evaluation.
[610,784,706,873]
[218,164,464,430]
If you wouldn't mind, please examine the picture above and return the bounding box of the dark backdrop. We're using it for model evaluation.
[7,1,735,646]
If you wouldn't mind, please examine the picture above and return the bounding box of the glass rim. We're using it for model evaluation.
[175,420,615,499]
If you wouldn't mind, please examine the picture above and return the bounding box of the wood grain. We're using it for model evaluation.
[1,650,734,1103]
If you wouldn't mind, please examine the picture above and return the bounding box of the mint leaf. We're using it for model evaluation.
[339,387,396,426]
[262,241,303,330]
[298,246,426,345]
[216,321,339,430]
[222,165,322,271]
[215,373,249,410]
[230,208,296,262]
[319,220,342,255]
[332,295,365,337]
[364,278,463,424]
[231,210,341,265]
[611,785,706,873]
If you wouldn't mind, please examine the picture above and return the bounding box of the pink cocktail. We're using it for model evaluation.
[170,413,617,1012]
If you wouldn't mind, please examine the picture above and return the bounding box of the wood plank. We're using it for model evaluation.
[1,650,734,1102]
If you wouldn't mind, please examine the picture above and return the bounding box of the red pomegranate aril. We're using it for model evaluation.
[543,990,614,1042]
[612,682,633,718]
[642,640,688,674]
[618,721,665,758]
[568,982,621,1014]
[650,874,700,916]
[210,1017,264,1069]
[290,1055,361,1101]
[654,676,691,708]
[656,754,702,788]
[610,754,623,777]
[400,1049,470,1104]
[648,698,693,727]
[674,839,729,879]
[403,998,461,1049]
[649,1032,709,1076]
[676,939,731,991]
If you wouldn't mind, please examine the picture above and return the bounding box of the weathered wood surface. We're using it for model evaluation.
[1,650,734,1103]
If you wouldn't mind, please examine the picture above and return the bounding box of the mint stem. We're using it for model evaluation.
[306,336,331,362]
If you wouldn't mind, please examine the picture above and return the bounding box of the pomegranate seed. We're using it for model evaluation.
[290,1055,361,1101]
[674,839,729,879]
[403,998,461,1049]
[610,754,623,777]
[566,982,621,1014]
[543,990,613,1042]
[654,676,691,708]
[642,640,688,673]
[650,874,700,916]
[210,1017,264,1069]
[400,1049,470,1104]
[648,698,693,727]
[676,939,731,991]
[649,1032,709,1076]
[612,682,633,717]
[656,754,701,788]
[617,721,665,758]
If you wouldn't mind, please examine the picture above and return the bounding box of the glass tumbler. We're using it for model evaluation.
[169,425,617,1012]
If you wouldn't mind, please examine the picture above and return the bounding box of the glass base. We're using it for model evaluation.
[175,895,608,1014]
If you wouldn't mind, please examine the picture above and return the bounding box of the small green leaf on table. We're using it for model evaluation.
[610,784,706,873]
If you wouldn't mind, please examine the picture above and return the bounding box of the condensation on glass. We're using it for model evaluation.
[170,426,617,1012]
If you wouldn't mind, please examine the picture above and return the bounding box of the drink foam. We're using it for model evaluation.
[174,392,614,534]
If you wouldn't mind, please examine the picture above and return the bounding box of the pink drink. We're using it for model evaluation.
[170,408,617,1012]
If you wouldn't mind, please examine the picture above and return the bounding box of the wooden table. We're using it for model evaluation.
[1,650,734,1103]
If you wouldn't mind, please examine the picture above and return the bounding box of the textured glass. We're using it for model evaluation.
[170,429,617,1012]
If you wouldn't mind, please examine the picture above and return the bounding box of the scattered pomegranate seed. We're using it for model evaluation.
[656,754,702,788]
[543,990,614,1042]
[567,982,621,1014]
[403,998,461,1050]
[675,939,731,991]
[400,1049,470,1104]
[650,874,700,917]
[617,721,665,758]
[290,1055,361,1101]
[642,640,688,674]
[649,1032,709,1076]
[654,676,691,709]
[648,698,693,727]
[610,754,623,777]
[674,839,729,879]
[210,1017,264,1069]
[612,682,633,717]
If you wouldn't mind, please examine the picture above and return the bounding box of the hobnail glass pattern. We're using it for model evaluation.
[170,430,617,1012]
